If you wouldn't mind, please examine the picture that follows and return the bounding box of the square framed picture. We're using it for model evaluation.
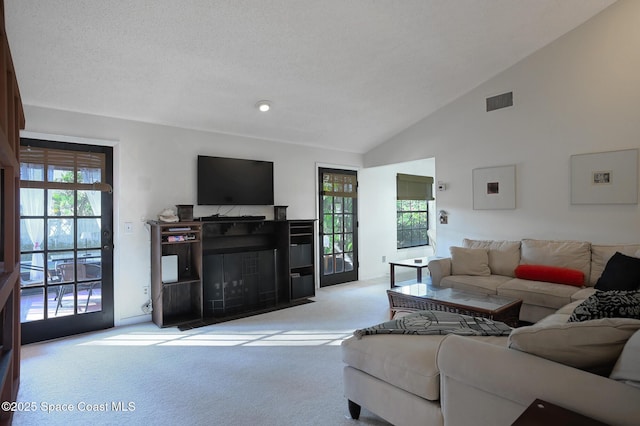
[591,171,611,185]
[472,165,516,210]
[570,149,638,205]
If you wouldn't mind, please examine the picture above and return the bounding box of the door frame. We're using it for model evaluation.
[19,134,115,344]
[317,165,359,287]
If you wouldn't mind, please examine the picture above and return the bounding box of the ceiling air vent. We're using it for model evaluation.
[486,92,513,112]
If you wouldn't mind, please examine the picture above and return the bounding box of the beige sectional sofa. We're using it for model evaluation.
[341,239,640,426]
[428,238,640,323]
[343,309,640,425]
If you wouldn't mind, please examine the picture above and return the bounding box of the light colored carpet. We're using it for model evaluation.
[14,278,396,426]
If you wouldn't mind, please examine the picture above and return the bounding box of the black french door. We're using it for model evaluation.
[19,138,114,344]
[318,168,358,287]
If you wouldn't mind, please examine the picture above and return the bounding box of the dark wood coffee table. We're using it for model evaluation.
[512,399,607,425]
[386,283,522,327]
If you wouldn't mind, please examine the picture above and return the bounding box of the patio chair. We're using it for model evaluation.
[55,263,99,314]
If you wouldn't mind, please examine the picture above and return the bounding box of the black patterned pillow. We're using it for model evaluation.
[569,290,640,322]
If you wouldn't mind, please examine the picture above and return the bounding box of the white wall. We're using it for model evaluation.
[20,0,640,324]
[364,0,640,257]
[358,158,436,280]
[22,106,363,324]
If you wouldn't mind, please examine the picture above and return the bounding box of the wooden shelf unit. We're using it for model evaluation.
[150,218,317,326]
[286,220,316,300]
[148,221,203,327]
[0,1,25,423]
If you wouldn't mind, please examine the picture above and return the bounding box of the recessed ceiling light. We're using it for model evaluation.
[256,100,271,112]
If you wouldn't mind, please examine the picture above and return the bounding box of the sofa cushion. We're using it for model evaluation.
[518,304,559,324]
[520,239,591,285]
[341,333,508,401]
[341,333,446,401]
[610,331,640,389]
[570,287,596,302]
[440,274,511,294]
[450,247,490,276]
[514,264,584,287]
[568,290,640,322]
[595,252,640,291]
[497,278,577,310]
[508,314,640,370]
[555,300,584,315]
[463,239,521,277]
[590,244,640,286]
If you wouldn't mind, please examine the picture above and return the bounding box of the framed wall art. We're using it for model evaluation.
[570,149,638,205]
[472,165,516,210]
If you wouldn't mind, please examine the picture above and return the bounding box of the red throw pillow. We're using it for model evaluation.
[514,264,584,287]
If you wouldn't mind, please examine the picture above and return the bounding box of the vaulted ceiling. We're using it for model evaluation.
[6,0,616,153]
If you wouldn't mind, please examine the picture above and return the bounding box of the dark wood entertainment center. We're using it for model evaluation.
[149,218,316,328]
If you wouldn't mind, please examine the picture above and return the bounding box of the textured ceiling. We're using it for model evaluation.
[5,0,615,153]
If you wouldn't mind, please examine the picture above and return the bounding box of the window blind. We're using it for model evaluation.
[322,172,357,198]
[396,173,434,201]
[19,146,112,192]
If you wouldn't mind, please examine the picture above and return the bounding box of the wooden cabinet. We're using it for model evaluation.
[148,221,203,327]
[150,219,316,326]
[0,1,26,422]
[201,219,280,317]
[203,249,276,317]
[287,220,316,300]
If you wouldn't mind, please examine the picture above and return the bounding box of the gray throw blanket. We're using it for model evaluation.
[354,310,512,339]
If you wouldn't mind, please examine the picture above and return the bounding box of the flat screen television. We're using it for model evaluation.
[197,155,274,205]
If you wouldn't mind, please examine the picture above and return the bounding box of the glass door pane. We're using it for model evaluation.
[319,168,358,287]
[20,139,114,344]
